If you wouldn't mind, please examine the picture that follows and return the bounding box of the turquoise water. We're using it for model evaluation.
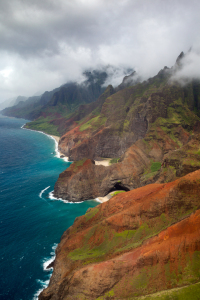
[0,115,98,300]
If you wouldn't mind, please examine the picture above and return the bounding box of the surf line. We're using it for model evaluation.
[21,125,60,158]
[39,186,50,198]
[21,125,70,162]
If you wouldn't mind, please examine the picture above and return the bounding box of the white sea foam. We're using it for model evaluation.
[52,243,57,251]
[62,156,69,162]
[49,190,83,204]
[43,256,55,271]
[49,190,63,201]
[21,126,62,159]
[33,277,51,300]
[32,243,58,300]
[94,197,102,203]
[21,124,72,163]
[39,186,50,198]
[43,243,57,271]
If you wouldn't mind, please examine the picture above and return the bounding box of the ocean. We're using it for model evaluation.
[0,115,98,300]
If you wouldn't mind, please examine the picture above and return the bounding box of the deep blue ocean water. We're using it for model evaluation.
[0,115,98,300]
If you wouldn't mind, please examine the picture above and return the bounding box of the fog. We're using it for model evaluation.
[171,46,200,85]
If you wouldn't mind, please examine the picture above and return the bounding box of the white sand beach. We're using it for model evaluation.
[49,135,69,161]
[50,135,60,143]
[95,190,126,203]
[95,159,111,166]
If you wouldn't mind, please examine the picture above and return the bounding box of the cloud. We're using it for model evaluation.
[170,46,200,85]
[0,0,200,102]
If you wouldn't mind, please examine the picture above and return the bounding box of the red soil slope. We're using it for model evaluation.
[40,170,200,300]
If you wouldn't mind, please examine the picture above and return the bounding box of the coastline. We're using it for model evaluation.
[19,121,113,299]
[21,123,111,166]
[21,123,113,205]
[21,124,69,162]
[47,134,69,162]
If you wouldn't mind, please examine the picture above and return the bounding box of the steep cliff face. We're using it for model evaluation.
[54,124,200,202]
[1,70,108,135]
[39,170,200,300]
[1,95,42,120]
[56,55,200,161]
[54,57,200,202]
[58,71,200,161]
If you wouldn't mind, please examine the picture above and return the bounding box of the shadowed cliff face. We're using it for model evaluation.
[58,71,200,161]
[39,170,200,300]
[1,70,108,124]
[54,128,200,202]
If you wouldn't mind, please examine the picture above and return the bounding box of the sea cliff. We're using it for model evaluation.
[39,169,200,300]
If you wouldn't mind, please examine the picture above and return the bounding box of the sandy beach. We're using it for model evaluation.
[50,135,60,143]
[95,159,111,166]
[95,194,112,203]
[50,135,112,166]
[49,134,69,161]
[96,190,126,203]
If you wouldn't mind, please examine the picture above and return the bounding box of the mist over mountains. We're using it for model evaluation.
[0,0,200,102]
[2,50,200,123]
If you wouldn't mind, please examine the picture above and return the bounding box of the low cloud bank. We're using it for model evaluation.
[171,48,200,85]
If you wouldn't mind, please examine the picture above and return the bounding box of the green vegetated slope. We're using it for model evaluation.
[39,170,200,300]
[25,117,61,136]
[68,182,199,265]
[1,70,108,134]
[25,84,114,136]
[3,57,200,146]
[134,282,200,300]
[101,71,199,139]
[1,95,42,120]
[57,61,200,162]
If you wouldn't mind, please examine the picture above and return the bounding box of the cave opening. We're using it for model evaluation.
[108,182,130,194]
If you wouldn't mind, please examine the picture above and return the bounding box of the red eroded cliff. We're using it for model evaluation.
[39,170,200,300]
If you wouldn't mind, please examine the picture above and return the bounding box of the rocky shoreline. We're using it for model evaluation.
[39,169,200,300]
[21,54,200,299]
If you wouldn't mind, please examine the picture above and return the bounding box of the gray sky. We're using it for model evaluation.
[0,0,200,103]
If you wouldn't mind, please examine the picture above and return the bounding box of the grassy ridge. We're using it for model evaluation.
[25,118,60,136]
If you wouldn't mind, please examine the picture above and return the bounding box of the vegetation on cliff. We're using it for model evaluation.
[1,70,108,134]
[39,170,200,300]
[40,53,200,300]
[3,52,200,299]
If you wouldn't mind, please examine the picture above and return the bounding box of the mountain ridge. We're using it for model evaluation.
[2,52,200,299]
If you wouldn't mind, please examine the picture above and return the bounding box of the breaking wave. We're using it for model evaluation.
[32,243,57,300]
[39,186,50,198]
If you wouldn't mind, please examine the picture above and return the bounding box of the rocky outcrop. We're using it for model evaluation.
[54,119,200,202]
[158,133,200,183]
[56,54,200,161]
[40,170,200,300]
[58,76,200,161]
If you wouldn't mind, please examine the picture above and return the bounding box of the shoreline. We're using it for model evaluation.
[18,120,106,299]
[21,123,112,205]
[47,134,69,162]
[19,120,113,299]
[21,124,69,162]
[21,123,111,166]
[95,190,126,203]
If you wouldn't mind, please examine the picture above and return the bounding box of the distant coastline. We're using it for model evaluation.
[21,123,69,162]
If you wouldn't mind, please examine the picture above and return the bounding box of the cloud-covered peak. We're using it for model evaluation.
[0,0,200,102]
[170,47,200,85]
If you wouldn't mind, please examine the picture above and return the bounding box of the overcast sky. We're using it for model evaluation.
[0,0,200,103]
